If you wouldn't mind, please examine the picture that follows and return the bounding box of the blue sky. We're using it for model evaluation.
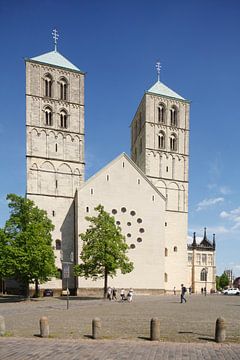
[0,0,240,276]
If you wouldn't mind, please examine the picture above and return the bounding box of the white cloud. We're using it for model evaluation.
[219,186,232,195]
[219,207,240,232]
[196,197,224,211]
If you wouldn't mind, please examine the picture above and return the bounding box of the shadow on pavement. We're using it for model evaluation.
[0,295,26,303]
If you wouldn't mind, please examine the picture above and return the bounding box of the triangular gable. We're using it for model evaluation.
[80,152,166,201]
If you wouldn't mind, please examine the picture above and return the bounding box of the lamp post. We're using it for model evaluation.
[205,267,208,296]
[60,251,73,310]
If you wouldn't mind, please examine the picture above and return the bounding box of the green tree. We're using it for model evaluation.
[1,194,57,297]
[215,275,220,291]
[219,272,229,289]
[74,204,134,297]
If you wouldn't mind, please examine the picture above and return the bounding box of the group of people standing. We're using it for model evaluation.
[107,287,134,302]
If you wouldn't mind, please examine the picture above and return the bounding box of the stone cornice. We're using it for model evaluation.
[26,94,84,108]
[146,121,189,132]
[26,155,85,165]
[147,175,188,184]
[26,124,85,137]
[26,192,75,199]
[145,148,189,157]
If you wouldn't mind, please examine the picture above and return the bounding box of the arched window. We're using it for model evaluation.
[170,106,178,127]
[57,269,62,279]
[170,133,177,151]
[158,131,165,149]
[60,78,68,100]
[45,107,52,126]
[158,104,165,123]
[173,246,178,252]
[60,110,68,128]
[55,239,61,250]
[44,74,52,97]
[165,248,168,257]
[164,273,168,282]
[200,268,208,282]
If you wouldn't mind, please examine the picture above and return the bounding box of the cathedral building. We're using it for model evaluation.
[25,37,215,295]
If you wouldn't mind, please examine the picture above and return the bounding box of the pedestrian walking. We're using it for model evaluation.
[189,286,192,295]
[107,287,112,300]
[127,288,133,302]
[112,287,117,300]
[173,286,176,295]
[120,288,125,301]
[180,284,187,303]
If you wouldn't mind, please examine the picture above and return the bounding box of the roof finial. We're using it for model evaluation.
[156,61,161,82]
[52,29,59,52]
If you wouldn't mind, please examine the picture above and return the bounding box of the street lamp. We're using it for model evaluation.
[60,250,73,310]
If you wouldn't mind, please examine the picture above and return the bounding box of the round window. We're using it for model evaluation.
[137,237,142,243]
[121,207,127,213]
[130,210,136,216]
[139,228,145,233]
[127,222,131,226]
[116,221,121,225]
[112,209,117,214]
[127,233,131,237]
[130,244,136,249]
[137,218,142,223]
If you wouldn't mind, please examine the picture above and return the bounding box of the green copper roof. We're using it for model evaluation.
[30,50,81,72]
[147,80,185,100]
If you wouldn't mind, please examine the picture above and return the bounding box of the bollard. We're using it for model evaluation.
[215,317,226,343]
[0,316,6,336]
[150,317,160,341]
[40,316,49,338]
[92,318,101,339]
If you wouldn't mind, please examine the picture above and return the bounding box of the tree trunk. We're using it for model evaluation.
[104,267,108,299]
[25,281,30,300]
[34,279,40,297]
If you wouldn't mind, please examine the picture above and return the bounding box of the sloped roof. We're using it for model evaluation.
[29,50,81,72]
[147,80,185,100]
[80,152,166,201]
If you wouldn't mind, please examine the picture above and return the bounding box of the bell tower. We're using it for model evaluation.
[130,63,190,290]
[25,31,85,291]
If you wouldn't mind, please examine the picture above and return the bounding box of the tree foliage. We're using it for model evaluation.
[0,194,57,296]
[219,272,229,289]
[74,204,134,297]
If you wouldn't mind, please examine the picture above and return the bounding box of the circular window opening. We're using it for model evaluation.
[127,222,131,226]
[130,210,136,216]
[137,237,142,243]
[127,233,131,237]
[130,244,136,249]
[139,228,145,233]
[137,218,142,223]
[116,221,121,225]
[112,209,117,214]
[121,207,127,213]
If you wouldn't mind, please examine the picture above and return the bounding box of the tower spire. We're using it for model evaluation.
[52,29,59,52]
[156,61,161,82]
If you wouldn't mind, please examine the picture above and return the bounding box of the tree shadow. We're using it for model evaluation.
[84,334,93,339]
[0,295,26,303]
[56,296,102,301]
[138,336,151,341]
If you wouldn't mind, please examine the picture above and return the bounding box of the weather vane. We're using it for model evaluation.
[52,29,59,52]
[156,61,161,82]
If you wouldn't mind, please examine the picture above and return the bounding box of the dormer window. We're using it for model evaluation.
[44,74,52,97]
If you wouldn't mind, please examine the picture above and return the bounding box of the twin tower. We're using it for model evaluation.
[25,44,190,293]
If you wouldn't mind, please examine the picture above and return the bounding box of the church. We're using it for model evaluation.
[25,34,215,295]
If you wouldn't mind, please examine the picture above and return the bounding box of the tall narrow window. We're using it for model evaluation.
[44,74,52,97]
[60,110,67,128]
[45,107,52,126]
[170,133,177,151]
[158,131,165,149]
[60,78,67,100]
[200,268,208,282]
[170,106,178,127]
[158,104,165,123]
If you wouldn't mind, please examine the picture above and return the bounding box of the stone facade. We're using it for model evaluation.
[187,229,216,293]
[25,47,215,295]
